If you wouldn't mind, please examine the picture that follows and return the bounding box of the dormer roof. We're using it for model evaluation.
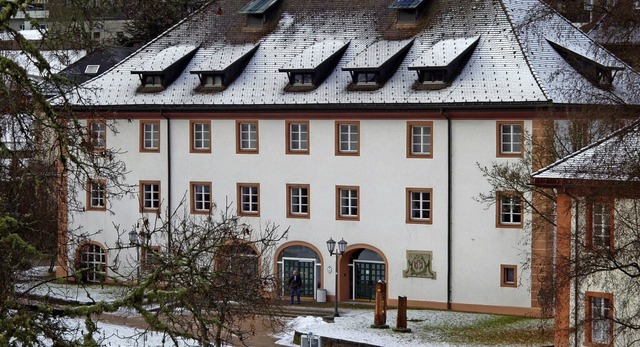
[190,44,259,91]
[279,40,349,91]
[389,0,426,9]
[342,39,413,90]
[410,36,479,68]
[130,45,199,92]
[238,0,279,14]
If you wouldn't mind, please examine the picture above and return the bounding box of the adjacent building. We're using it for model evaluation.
[55,0,640,316]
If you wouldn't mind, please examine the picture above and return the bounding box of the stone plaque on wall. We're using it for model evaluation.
[403,250,436,279]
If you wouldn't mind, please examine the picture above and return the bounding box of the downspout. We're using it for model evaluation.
[442,109,452,310]
[566,190,579,347]
[162,110,172,250]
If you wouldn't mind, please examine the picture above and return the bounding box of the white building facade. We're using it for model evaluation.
[56,0,640,316]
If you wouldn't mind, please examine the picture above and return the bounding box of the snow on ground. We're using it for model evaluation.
[18,268,552,346]
[273,309,504,347]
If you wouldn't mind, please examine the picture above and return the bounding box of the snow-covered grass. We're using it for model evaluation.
[274,309,553,346]
[17,267,554,346]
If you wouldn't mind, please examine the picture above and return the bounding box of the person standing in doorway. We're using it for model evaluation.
[288,270,302,304]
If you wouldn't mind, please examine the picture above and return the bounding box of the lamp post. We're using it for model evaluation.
[128,229,140,281]
[327,237,347,318]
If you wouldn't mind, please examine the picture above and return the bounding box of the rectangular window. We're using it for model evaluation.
[500,265,517,287]
[407,121,433,158]
[140,120,160,152]
[190,120,211,153]
[142,246,161,270]
[335,121,360,156]
[406,188,432,224]
[88,121,106,151]
[287,184,310,218]
[190,182,212,214]
[497,192,523,228]
[286,121,309,154]
[87,179,106,211]
[356,72,378,85]
[336,186,359,220]
[237,183,260,216]
[236,121,258,153]
[586,292,613,346]
[587,202,614,251]
[497,121,523,157]
[140,181,160,212]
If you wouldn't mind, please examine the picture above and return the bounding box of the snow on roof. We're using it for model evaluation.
[191,44,258,72]
[410,36,480,68]
[60,0,640,110]
[132,45,199,73]
[343,39,413,70]
[0,50,87,75]
[281,40,349,71]
[0,29,44,41]
[545,37,625,69]
[531,123,640,183]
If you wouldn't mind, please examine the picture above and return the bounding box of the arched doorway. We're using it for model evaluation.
[276,243,322,300]
[348,248,386,301]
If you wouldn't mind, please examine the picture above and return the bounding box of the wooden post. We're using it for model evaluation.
[371,280,389,328]
[393,296,412,332]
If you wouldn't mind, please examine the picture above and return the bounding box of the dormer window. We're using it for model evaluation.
[409,36,479,90]
[279,40,349,92]
[203,74,223,88]
[143,75,163,87]
[546,37,624,89]
[389,0,427,24]
[191,44,259,93]
[356,72,378,85]
[132,45,199,93]
[343,39,414,91]
[239,0,281,28]
[292,72,314,86]
[419,70,446,84]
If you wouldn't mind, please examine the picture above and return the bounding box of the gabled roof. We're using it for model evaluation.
[531,122,640,185]
[60,0,640,111]
[60,47,136,85]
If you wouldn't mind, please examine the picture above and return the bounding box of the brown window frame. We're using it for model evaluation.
[140,120,160,153]
[407,121,433,158]
[139,180,161,213]
[496,121,524,158]
[287,184,310,219]
[585,291,614,347]
[237,183,260,217]
[236,120,259,154]
[335,121,360,156]
[87,120,106,152]
[190,181,212,214]
[336,185,360,221]
[406,188,433,224]
[190,120,211,153]
[500,264,517,288]
[286,120,310,155]
[586,201,614,252]
[496,191,523,228]
[141,245,162,271]
[86,179,107,211]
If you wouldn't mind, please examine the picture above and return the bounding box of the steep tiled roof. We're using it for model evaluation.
[62,0,640,111]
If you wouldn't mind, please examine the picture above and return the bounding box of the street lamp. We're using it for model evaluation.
[327,237,347,317]
[128,229,141,281]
